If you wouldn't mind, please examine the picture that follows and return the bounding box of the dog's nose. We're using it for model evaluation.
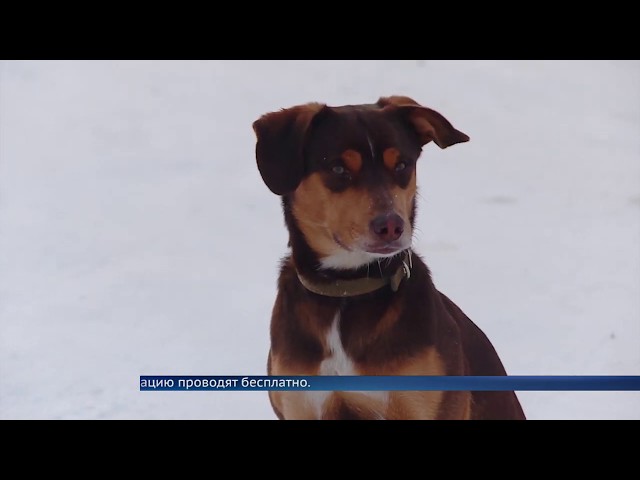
[370,214,404,242]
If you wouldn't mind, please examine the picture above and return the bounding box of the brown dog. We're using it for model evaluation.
[252,95,526,420]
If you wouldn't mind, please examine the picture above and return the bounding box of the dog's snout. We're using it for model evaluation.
[370,214,404,242]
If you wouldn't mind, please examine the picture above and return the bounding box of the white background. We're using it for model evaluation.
[1,60,638,419]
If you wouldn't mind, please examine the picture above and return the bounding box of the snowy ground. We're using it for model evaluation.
[1,60,638,420]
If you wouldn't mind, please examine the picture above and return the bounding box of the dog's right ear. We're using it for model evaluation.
[252,103,326,195]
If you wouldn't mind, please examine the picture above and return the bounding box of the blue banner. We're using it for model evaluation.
[139,375,640,391]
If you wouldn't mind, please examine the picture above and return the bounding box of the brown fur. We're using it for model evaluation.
[254,96,526,420]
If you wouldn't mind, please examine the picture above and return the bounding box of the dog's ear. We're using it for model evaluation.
[252,103,326,195]
[378,96,470,149]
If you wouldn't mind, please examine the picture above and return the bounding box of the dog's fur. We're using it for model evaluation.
[253,95,526,420]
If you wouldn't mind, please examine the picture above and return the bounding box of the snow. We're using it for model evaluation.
[1,60,638,419]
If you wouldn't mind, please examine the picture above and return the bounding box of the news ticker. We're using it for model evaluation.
[140,376,640,391]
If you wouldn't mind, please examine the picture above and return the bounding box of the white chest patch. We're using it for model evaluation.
[319,313,355,377]
[304,311,388,419]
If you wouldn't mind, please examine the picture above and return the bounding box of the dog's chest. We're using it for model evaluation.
[303,311,388,419]
[318,312,355,376]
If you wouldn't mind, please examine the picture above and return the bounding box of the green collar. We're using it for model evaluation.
[297,250,412,297]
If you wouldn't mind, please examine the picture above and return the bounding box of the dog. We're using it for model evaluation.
[252,95,526,420]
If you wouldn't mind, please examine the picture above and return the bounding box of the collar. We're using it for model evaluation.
[296,250,413,297]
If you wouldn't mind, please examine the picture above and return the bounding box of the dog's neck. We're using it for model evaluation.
[296,251,412,297]
[282,197,412,295]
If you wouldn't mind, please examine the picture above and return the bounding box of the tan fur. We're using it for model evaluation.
[382,147,400,171]
[392,173,417,222]
[341,149,362,173]
[268,353,319,420]
[366,347,450,420]
[292,172,416,256]
[271,346,459,420]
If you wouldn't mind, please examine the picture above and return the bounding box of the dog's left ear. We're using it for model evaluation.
[378,96,470,149]
[252,103,326,195]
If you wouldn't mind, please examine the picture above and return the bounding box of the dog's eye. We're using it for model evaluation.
[395,162,407,172]
[332,165,346,175]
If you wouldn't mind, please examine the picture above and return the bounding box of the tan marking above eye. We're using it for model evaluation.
[383,148,400,171]
[341,149,362,173]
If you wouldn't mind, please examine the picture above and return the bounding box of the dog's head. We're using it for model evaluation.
[253,96,469,270]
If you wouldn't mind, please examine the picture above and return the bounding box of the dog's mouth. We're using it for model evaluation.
[320,233,411,270]
[365,244,405,255]
[333,234,409,257]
